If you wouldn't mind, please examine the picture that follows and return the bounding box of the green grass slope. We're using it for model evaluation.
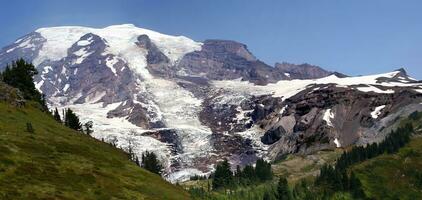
[352,113,422,200]
[0,102,190,200]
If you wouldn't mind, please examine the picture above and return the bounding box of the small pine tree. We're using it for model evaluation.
[53,107,61,122]
[26,122,34,133]
[276,177,291,200]
[263,191,272,200]
[349,172,366,198]
[134,156,140,166]
[64,108,82,131]
[256,158,273,182]
[141,151,163,175]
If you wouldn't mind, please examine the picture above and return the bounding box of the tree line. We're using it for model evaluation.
[212,158,273,190]
[315,121,414,198]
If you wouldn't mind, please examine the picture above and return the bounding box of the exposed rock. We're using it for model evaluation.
[0,82,25,106]
[177,40,288,85]
[275,62,333,79]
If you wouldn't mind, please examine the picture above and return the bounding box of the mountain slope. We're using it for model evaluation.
[275,62,334,79]
[1,24,422,182]
[0,100,190,199]
[352,112,422,199]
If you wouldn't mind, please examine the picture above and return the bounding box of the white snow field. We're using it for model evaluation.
[212,71,421,101]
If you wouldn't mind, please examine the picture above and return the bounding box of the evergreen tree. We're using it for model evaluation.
[64,108,82,131]
[212,159,234,190]
[276,177,291,200]
[134,156,140,166]
[1,59,48,110]
[53,107,61,122]
[26,122,34,133]
[349,172,366,198]
[241,165,257,185]
[141,151,163,175]
[256,158,273,181]
[263,191,272,200]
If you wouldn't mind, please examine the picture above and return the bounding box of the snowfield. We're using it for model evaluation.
[34,24,202,67]
[212,71,419,101]
[371,105,386,119]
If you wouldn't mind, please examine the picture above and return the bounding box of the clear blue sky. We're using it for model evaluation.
[1,0,421,79]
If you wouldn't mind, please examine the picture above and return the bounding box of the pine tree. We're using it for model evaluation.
[212,159,233,190]
[1,59,44,105]
[241,165,256,185]
[276,177,291,200]
[53,107,61,122]
[256,158,273,181]
[141,151,163,175]
[26,122,34,133]
[349,172,365,198]
[134,156,140,166]
[64,108,82,131]
[263,191,272,200]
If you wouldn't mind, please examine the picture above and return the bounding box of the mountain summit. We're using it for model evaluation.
[1,24,421,181]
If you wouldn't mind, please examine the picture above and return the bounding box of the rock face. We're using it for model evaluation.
[275,62,333,79]
[1,24,422,182]
[0,81,25,106]
[257,85,422,160]
[142,39,290,85]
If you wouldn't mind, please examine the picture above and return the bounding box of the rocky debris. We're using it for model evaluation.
[142,129,182,154]
[210,133,257,164]
[0,82,25,106]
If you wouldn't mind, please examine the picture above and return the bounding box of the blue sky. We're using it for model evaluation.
[1,0,421,78]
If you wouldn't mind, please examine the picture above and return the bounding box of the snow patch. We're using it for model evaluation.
[167,168,209,183]
[234,106,253,122]
[356,85,394,94]
[73,48,93,64]
[63,84,70,92]
[279,105,288,115]
[414,89,422,93]
[371,105,386,119]
[334,138,341,148]
[323,109,334,127]
[105,56,118,75]
[35,80,44,91]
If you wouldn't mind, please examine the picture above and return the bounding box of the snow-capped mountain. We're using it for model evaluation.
[1,24,421,182]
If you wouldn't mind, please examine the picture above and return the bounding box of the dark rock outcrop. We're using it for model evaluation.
[176,40,288,85]
[275,62,333,79]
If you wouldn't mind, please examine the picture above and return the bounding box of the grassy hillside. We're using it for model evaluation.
[0,102,190,200]
[353,137,422,199]
[352,112,422,200]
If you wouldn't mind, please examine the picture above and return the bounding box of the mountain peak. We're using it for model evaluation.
[275,62,332,79]
[394,67,408,76]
